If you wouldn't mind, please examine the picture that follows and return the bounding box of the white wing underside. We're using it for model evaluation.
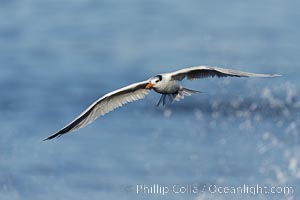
[44,81,150,140]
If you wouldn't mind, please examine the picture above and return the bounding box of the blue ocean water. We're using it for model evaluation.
[0,0,299,199]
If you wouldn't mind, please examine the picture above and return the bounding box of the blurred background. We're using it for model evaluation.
[0,0,299,199]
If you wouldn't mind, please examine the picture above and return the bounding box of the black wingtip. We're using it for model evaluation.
[42,132,62,141]
[42,136,53,141]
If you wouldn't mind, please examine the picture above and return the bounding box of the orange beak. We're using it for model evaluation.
[145,83,155,89]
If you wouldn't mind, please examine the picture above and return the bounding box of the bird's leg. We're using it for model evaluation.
[157,93,178,107]
[167,94,176,103]
[162,94,166,105]
[156,94,165,107]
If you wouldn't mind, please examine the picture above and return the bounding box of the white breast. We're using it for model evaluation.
[154,74,180,94]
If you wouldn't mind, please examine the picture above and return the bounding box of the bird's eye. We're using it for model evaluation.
[155,80,159,83]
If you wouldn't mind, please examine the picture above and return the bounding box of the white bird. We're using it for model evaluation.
[44,65,280,140]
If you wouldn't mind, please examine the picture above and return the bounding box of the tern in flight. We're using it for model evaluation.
[44,65,279,140]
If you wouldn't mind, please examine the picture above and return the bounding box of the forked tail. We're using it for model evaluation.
[175,87,202,101]
[182,88,202,96]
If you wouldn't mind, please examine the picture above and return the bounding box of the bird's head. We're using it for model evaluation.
[145,75,162,89]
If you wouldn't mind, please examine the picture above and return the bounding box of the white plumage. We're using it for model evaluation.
[44,65,280,140]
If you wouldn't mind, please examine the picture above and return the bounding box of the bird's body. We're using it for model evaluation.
[152,74,179,94]
[44,65,280,140]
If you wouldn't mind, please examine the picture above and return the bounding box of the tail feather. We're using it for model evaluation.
[175,88,202,101]
[182,88,202,95]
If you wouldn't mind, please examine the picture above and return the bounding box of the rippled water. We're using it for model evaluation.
[1,0,299,200]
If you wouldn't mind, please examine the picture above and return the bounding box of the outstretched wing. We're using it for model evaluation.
[170,66,280,81]
[44,81,150,140]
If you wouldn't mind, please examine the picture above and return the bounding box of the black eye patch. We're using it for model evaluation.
[154,75,162,81]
